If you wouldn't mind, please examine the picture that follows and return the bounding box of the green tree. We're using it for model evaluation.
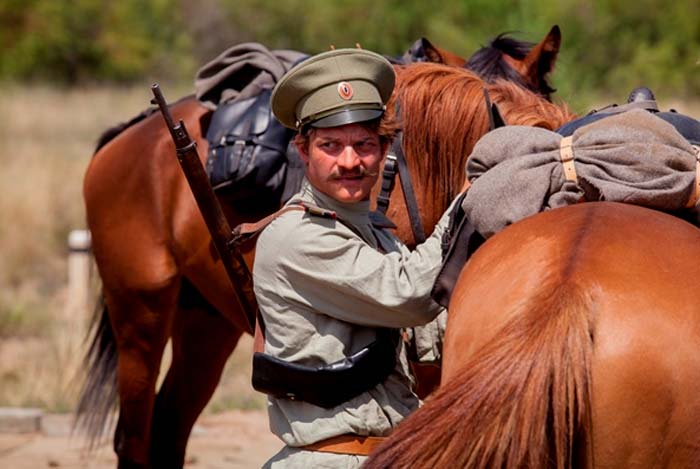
[1,0,699,104]
[0,0,192,83]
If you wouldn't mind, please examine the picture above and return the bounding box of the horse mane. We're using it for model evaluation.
[391,63,574,213]
[390,64,490,211]
[93,94,200,153]
[467,32,556,98]
[94,107,157,153]
[365,279,594,468]
[487,78,575,129]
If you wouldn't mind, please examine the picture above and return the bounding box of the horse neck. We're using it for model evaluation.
[388,64,574,236]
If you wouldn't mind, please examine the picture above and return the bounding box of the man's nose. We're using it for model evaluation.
[337,145,361,169]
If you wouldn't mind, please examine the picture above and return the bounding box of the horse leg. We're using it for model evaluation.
[106,279,179,469]
[149,280,243,468]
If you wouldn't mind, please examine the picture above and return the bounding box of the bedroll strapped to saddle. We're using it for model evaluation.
[463,107,700,239]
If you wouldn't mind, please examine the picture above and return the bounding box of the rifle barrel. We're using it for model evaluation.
[151,84,257,334]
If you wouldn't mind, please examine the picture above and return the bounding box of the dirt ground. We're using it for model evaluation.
[0,410,282,468]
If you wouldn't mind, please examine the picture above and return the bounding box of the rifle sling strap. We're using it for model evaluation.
[232,205,306,247]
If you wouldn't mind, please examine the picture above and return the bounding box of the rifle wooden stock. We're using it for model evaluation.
[151,83,257,334]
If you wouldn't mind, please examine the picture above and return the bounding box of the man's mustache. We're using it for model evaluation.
[328,168,378,180]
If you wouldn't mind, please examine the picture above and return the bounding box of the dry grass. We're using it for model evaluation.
[0,83,264,413]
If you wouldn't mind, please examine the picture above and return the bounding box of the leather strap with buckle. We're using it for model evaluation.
[559,135,579,184]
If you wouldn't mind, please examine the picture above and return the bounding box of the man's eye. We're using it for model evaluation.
[320,142,338,150]
[356,141,378,152]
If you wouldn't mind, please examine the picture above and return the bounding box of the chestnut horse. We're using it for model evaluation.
[365,202,700,468]
[77,32,567,469]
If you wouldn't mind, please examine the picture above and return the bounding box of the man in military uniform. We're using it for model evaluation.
[253,48,460,468]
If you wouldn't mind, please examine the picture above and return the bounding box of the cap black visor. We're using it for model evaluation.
[311,108,384,128]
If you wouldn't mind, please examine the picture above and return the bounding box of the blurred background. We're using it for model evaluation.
[1,0,699,417]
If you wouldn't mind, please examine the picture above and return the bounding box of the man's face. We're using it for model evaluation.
[296,123,386,203]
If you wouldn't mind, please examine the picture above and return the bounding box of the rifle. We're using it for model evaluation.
[150,84,257,334]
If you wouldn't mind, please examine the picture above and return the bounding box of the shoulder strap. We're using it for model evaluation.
[231,204,306,246]
[232,199,372,245]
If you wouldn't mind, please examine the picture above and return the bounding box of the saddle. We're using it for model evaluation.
[432,87,700,307]
[204,88,303,205]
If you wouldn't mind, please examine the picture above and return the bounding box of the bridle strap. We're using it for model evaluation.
[375,102,427,245]
[392,132,427,244]
[482,87,506,131]
[483,88,496,131]
[376,153,397,214]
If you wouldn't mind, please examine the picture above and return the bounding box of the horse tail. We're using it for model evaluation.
[366,282,594,468]
[74,293,118,447]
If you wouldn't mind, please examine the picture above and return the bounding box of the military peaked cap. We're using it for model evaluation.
[271,48,395,130]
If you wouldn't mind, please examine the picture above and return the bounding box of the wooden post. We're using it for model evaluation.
[65,229,92,321]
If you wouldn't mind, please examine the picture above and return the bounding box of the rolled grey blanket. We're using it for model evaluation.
[463,109,699,237]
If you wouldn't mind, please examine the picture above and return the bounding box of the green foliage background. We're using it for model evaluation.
[2,0,700,107]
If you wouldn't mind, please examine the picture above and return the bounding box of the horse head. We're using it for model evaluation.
[383,63,575,246]
[467,25,561,101]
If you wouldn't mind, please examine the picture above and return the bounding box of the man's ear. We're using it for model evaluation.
[295,136,310,164]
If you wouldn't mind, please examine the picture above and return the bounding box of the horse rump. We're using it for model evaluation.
[365,282,594,468]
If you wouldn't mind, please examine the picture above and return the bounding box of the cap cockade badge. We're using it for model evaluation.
[337,81,353,100]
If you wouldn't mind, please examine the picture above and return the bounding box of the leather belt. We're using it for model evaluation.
[301,434,387,456]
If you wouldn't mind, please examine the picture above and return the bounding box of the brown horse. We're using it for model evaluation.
[365,202,700,468]
[77,35,569,469]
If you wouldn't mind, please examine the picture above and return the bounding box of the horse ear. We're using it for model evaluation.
[520,25,561,84]
[422,38,467,66]
[421,38,444,63]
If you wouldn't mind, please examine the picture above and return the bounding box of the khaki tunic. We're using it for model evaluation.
[253,180,452,468]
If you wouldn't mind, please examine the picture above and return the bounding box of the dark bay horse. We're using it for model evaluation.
[365,202,700,468]
[78,31,567,469]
